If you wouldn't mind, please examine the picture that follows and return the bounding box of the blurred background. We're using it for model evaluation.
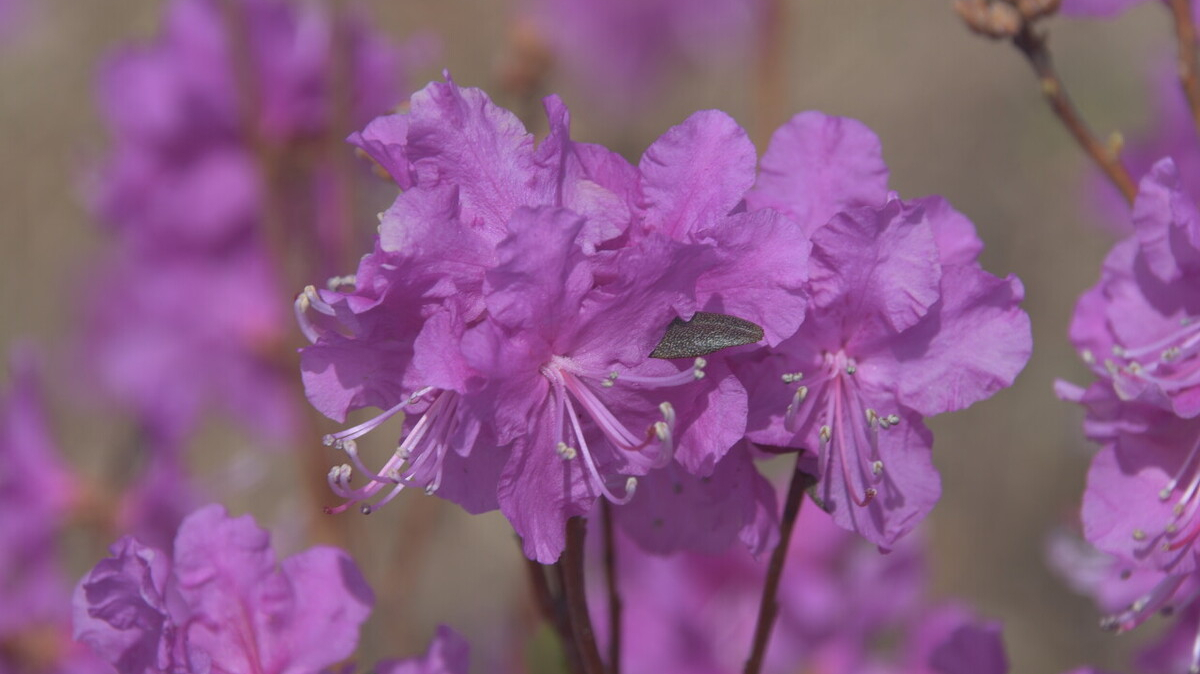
[0,0,1175,672]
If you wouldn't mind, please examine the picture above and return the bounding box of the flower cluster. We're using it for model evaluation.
[79,0,412,447]
[1060,159,1200,670]
[300,76,1031,561]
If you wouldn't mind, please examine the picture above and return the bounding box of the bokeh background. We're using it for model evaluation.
[0,1,1173,672]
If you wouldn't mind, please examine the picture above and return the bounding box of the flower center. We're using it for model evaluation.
[539,355,706,505]
[1100,315,1200,403]
[781,350,898,510]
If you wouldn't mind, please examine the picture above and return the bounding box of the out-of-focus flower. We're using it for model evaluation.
[375,626,471,674]
[74,503,373,674]
[0,348,107,674]
[519,0,765,112]
[1059,158,1200,672]
[1060,0,1200,20]
[1051,530,1200,674]
[595,505,1008,674]
[79,0,417,446]
[736,112,1032,548]
[301,77,756,563]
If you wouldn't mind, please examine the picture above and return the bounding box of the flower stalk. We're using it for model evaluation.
[743,458,817,674]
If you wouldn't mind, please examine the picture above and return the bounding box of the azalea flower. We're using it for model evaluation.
[736,112,1032,547]
[301,77,752,562]
[74,504,373,674]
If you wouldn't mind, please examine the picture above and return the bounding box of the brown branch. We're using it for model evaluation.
[525,553,584,674]
[1169,0,1200,135]
[1011,25,1137,205]
[743,460,817,674]
[563,517,606,674]
[601,501,622,674]
[753,0,787,149]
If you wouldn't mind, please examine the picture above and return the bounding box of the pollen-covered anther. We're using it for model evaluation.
[885,413,900,426]
[1082,349,1095,365]
[1133,528,1147,541]
[872,460,884,476]
[845,362,857,375]
[325,274,356,291]
[781,371,804,383]
[602,371,619,388]
[556,441,577,460]
[692,357,707,380]
[623,477,638,498]
[1164,347,1182,362]
[819,425,832,443]
[865,408,879,426]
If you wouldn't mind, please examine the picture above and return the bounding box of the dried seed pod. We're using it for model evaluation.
[649,311,765,359]
[954,0,1022,39]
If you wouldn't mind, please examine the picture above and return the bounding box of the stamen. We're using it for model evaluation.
[295,293,320,343]
[556,442,577,460]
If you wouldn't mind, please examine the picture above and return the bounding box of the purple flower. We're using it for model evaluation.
[74,503,374,674]
[0,348,109,674]
[736,112,1032,547]
[301,78,753,562]
[375,626,470,674]
[1059,158,1200,671]
[1,348,78,634]
[1060,0,1200,21]
[80,0,416,446]
[520,0,766,111]
[594,505,1007,674]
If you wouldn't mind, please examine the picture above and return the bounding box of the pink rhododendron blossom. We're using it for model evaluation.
[74,504,373,674]
[737,112,1032,548]
[521,0,765,111]
[301,77,759,562]
[593,506,1008,674]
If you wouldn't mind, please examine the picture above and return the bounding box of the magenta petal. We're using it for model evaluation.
[695,209,810,345]
[638,110,757,239]
[405,78,536,234]
[811,200,941,335]
[497,400,594,563]
[376,625,471,674]
[348,113,414,189]
[616,442,776,555]
[747,111,890,235]
[816,410,940,549]
[1083,430,1200,575]
[1132,158,1200,284]
[888,266,1032,416]
[912,196,984,267]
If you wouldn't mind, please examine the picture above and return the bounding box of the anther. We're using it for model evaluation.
[1082,349,1095,365]
[360,505,373,515]
[603,371,619,388]
[872,460,884,476]
[322,434,336,447]
[886,414,900,425]
[1162,487,1174,501]
[1164,347,1182,362]
[326,274,356,291]
[556,442,577,460]
[865,408,879,426]
[845,363,857,375]
[781,372,804,383]
[653,422,671,443]
[1133,529,1147,541]
[624,477,638,497]
[820,425,832,443]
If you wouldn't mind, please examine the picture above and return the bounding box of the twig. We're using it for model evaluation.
[1011,25,1137,205]
[526,554,584,674]
[753,0,787,149]
[601,501,622,674]
[743,460,817,674]
[563,517,606,674]
[1169,0,1200,134]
